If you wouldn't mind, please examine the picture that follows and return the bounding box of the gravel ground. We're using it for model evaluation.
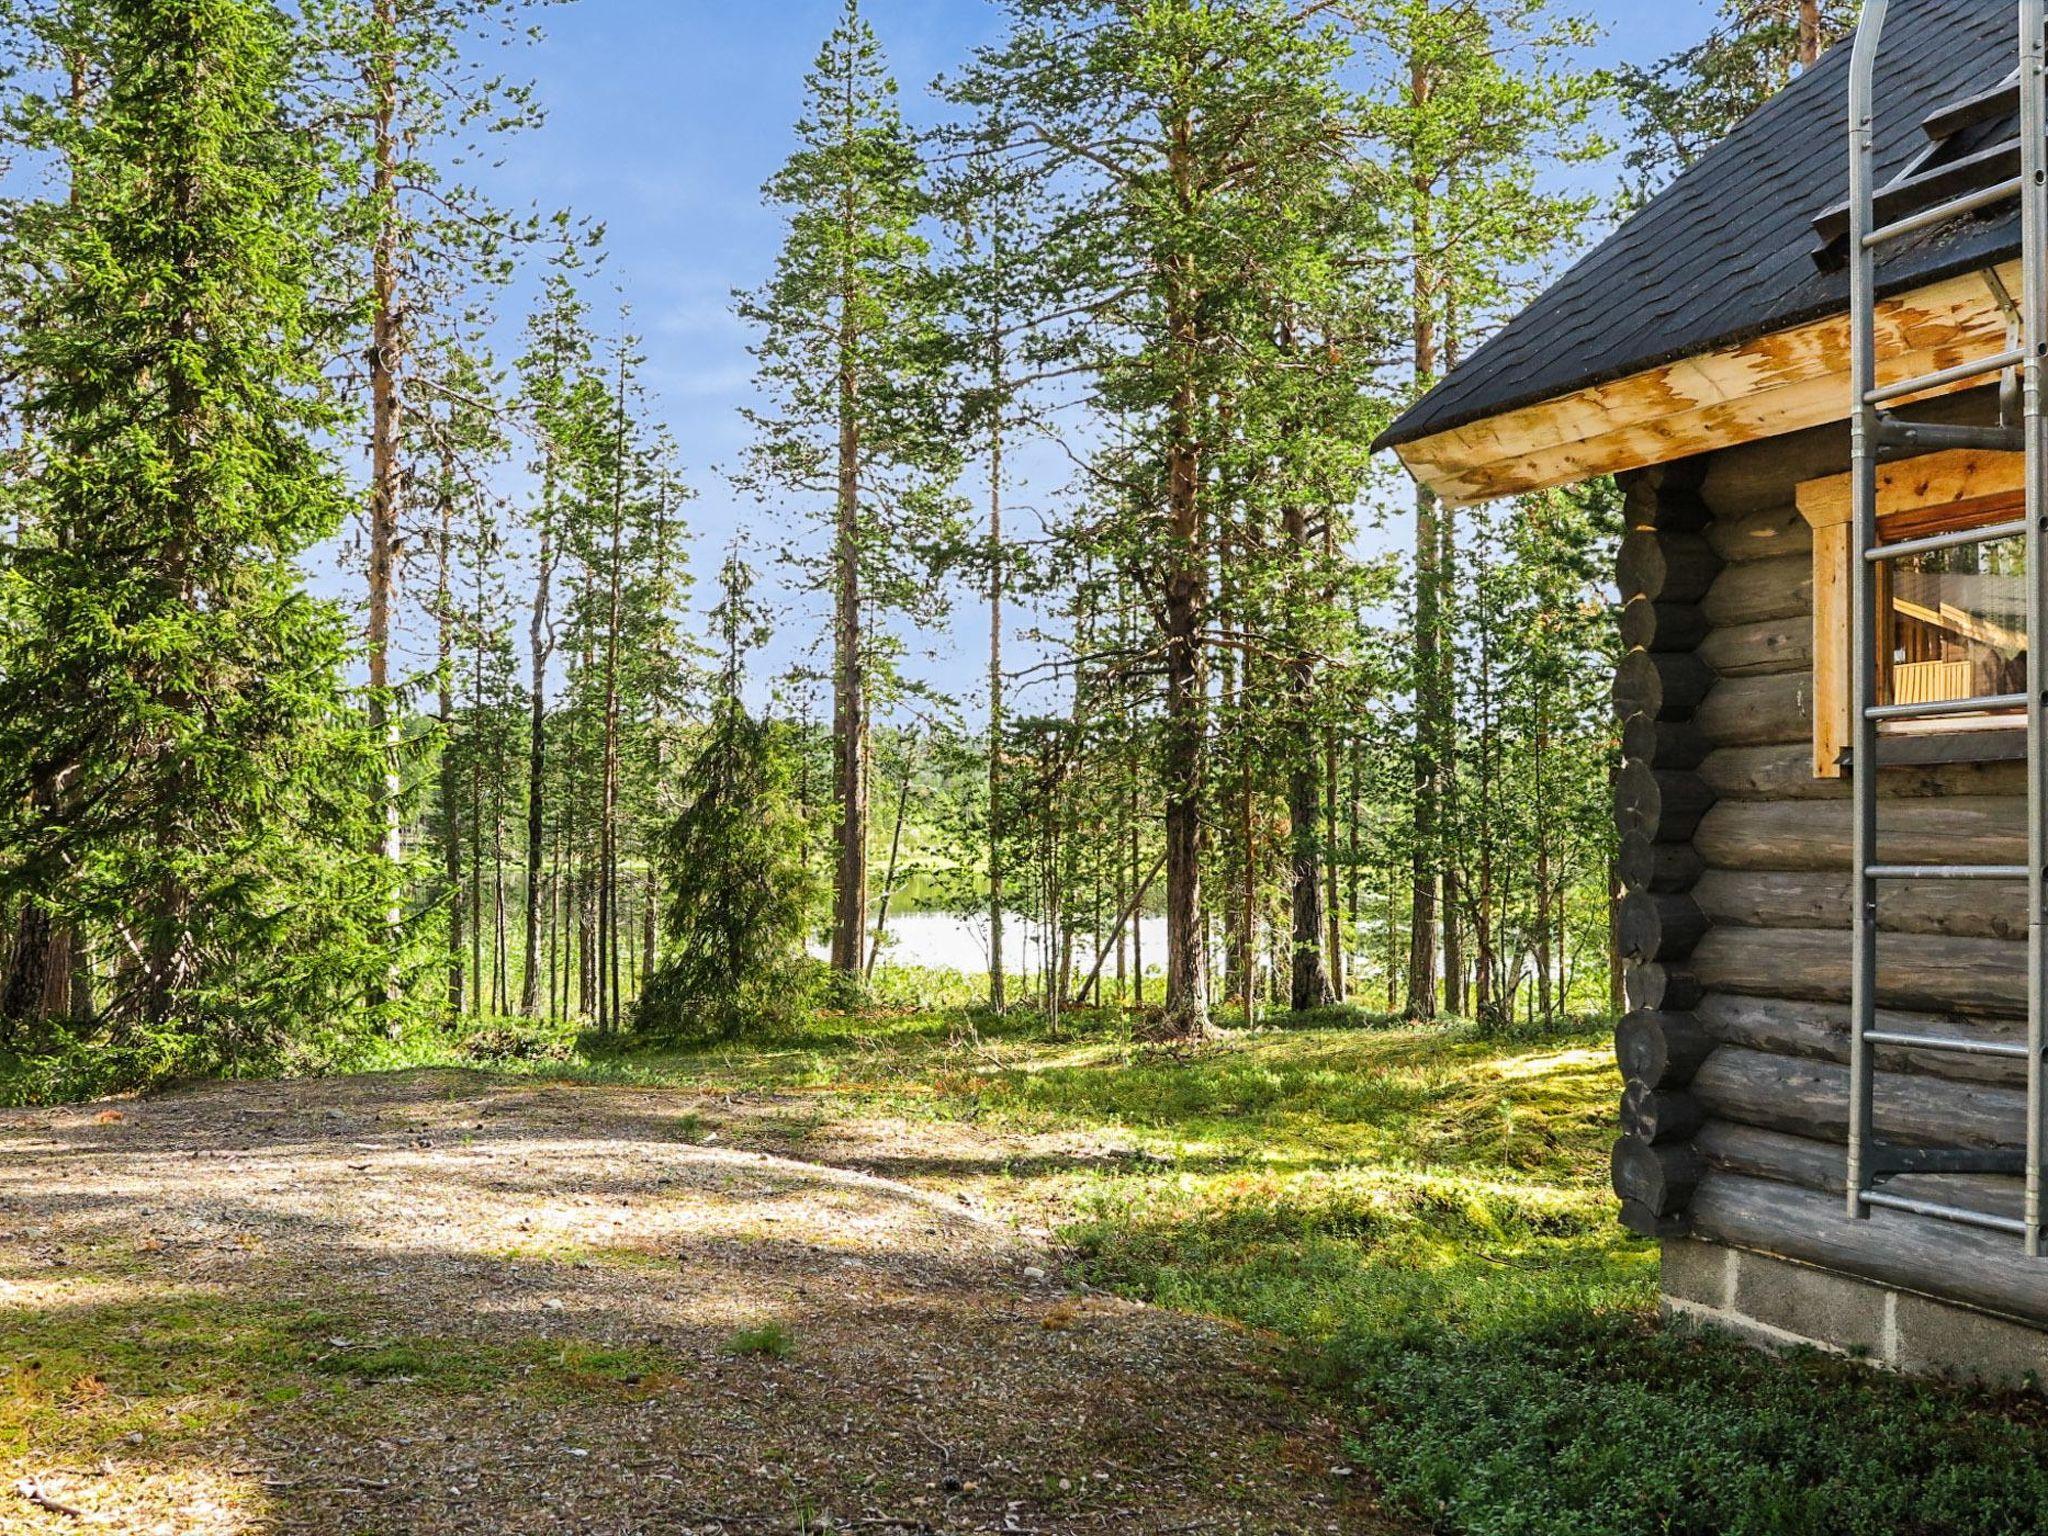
[0,1071,1391,1535]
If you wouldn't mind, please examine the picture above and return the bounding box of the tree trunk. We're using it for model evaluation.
[519,464,556,1016]
[436,479,462,1020]
[1158,120,1210,1038]
[987,381,1006,1013]
[1799,0,1822,68]
[1407,479,1442,1021]
[1283,494,1333,1014]
[366,0,403,909]
[868,734,917,977]
[828,319,869,976]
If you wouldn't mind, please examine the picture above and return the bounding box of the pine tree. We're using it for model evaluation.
[1344,0,1607,1020]
[0,0,389,1056]
[1619,0,1852,191]
[739,0,961,986]
[304,0,552,890]
[949,0,1372,1037]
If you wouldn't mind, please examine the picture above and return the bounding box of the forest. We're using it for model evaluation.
[0,0,1726,1084]
[27,4,2048,1536]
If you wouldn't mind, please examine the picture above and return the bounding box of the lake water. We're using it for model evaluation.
[815,910,1172,977]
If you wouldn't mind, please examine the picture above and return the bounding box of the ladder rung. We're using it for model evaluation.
[1863,1030,2033,1060]
[1867,517,2029,561]
[1867,345,2027,404]
[1874,418,2026,456]
[1860,1190,2028,1236]
[1866,692,2027,723]
[1864,173,2024,248]
[1864,863,2029,880]
[1921,75,2020,143]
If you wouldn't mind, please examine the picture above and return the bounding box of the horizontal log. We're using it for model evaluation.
[1695,1120,2019,1221]
[1689,1170,2048,1326]
[1618,832,1705,895]
[1626,962,1704,1014]
[1622,1081,1706,1144]
[1698,616,1810,678]
[1620,892,1709,963]
[1613,1136,1706,1215]
[1707,502,1813,565]
[1616,763,1715,846]
[1700,418,1850,518]
[1619,598,1710,654]
[1694,795,2021,873]
[1690,1045,2025,1150]
[1702,552,1811,628]
[1694,671,1811,749]
[1691,925,2025,1015]
[1693,868,2024,943]
[1617,1010,1715,1087]
[1625,716,1710,773]
[1622,464,1712,533]
[1615,650,1716,723]
[1694,991,2027,1087]
[1699,743,2027,802]
[1619,529,1721,605]
[1620,1199,1692,1238]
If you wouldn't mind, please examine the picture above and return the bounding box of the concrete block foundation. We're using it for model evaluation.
[1661,1237,2048,1391]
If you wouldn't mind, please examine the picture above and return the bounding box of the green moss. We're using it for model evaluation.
[724,1321,794,1359]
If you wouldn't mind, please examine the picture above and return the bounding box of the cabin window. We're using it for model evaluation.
[1878,518,2027,722]
[1796,451,2027,778]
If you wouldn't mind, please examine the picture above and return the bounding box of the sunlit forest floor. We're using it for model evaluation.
[7,1007,2048,1534]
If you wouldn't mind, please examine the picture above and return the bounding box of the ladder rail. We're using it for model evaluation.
[2021,0,2048,1259]
[1844,0,2048,1256]
[1846,0,1885,1227]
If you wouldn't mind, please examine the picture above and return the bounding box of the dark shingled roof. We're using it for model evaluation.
[1380,0,2020,452]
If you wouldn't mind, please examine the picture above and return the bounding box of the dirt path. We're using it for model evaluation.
[0,1071,1385,1535]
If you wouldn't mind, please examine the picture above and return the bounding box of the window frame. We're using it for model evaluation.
[1795,449,2028,779]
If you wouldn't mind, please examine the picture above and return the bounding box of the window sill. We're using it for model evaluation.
[1840,727,2028,772]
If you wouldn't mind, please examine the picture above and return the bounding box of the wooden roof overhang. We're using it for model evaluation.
[1390,260,2022,509]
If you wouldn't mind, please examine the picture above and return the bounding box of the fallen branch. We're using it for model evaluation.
[13,1479,86,1520]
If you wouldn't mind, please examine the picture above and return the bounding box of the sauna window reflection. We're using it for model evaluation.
[1879,528,2027,722]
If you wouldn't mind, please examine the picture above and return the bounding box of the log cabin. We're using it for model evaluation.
[1380,0,2048,1384]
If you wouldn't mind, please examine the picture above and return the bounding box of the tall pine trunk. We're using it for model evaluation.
[436,479,462,1019]
[1158,125,1210,1039]
[1285,497,1334,1015]
[365,0,403,913]
[828,294,869,976]
[519,458,556,1016]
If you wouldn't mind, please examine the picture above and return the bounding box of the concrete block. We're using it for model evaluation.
[1893,1293,2048,1391]
[1661,1236,1734,1309]
[1732,1249,1887,1358]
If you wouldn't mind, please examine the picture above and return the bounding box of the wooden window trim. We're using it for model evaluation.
[1795,450,2027,779]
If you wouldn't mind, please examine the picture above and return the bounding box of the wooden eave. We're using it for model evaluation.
[1392,262,2023,508]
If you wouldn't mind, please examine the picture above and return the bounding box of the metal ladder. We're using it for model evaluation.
[1847,0,2048,1255]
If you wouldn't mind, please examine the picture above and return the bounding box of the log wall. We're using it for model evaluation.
[1611,415,2047,1328]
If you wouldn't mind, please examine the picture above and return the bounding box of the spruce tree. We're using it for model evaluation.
[0,0,389,1056]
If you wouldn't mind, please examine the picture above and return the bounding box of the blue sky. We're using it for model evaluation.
[451,0,1727,716]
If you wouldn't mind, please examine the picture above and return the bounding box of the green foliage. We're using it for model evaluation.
[1352,1315,2048,1536]
[724,1321,795,1359]
[1619,0,1857,193]
[634,702,820,1042]
[0,0,395,1059]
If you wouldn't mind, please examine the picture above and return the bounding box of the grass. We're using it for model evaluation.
[723,1321,795,1359]
[11,1001,2048,1535]
[394,1003,2048,1536]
